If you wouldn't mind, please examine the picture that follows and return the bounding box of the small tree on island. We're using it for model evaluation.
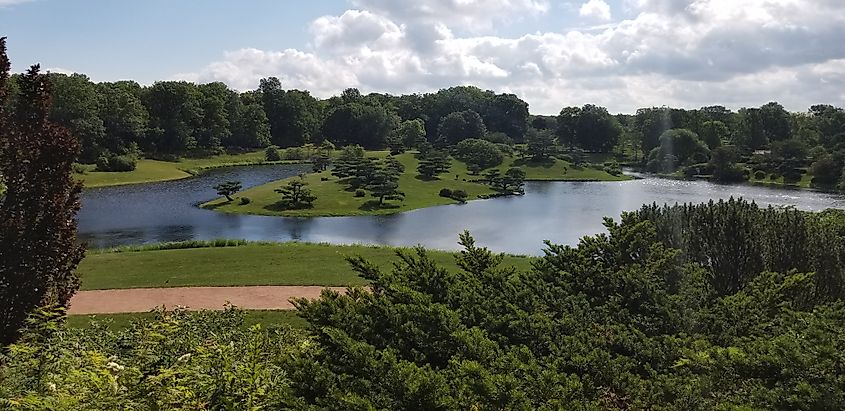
[214,181,242,202]
[275,179,316,209]
[417,151,450,180]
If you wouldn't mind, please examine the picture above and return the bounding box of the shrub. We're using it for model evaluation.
[265,145,282,161]
[285,147,307,160]
[754,170,766,180]
[770,173,781,181]
[439,188,453,198]
[95,154,137,172]
[354,189,366,197]
[451,189,468,202]
[71,163,88,175]
[239,197,251,205]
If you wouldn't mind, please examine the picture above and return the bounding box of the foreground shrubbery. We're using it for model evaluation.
[3,199,845,409]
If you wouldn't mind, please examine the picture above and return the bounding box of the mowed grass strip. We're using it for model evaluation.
[78,242,535,290]
[203,151,495,217]
[67,310,308,331]
[75,150,301,188]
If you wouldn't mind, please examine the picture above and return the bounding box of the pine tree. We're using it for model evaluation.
[366,165,404,206]
[275,178,316,209]
[417,151,450,179]
[214,181,242,201]
[0,38,86,344]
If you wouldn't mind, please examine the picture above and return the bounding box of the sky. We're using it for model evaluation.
[1,0,844,114]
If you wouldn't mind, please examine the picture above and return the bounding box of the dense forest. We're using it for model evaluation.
[9,70,845,190]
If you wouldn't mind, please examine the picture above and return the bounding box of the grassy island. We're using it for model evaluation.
[202,151,629,217]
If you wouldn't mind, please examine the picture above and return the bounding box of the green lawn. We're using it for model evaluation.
[203,151,629,217]
[502,157,630,181]
[79,241,535,290]
[68,310,308,331]
[75,150,301,188]
[749,171,814,189]
[203,151,496,217]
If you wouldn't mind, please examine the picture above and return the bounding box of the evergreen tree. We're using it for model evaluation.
[214,181,242,202]
[0,38,86,344]
[274,178,316,209]
[417,151,450,179]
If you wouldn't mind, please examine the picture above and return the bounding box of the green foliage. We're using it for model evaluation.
[239,196,251,205]
[0,45,86,345]
[647,128,710,172]
[453,138,504,171]
[709,145,746,182]
[95,153,137,172]
[417,150,451,179]
[437,110,486,145]
[264,145,281,161]
[0,307,310,409]
[274,178,316,209]
[525,128,557,160]
[214,180,242,202]
[396,118,427,149]
[809,154,842,186]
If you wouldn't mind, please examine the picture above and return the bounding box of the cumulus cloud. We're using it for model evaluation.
[175,0,845,114]
[579,0,612,21]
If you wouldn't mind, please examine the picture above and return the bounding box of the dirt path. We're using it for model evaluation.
[68,286,348,315]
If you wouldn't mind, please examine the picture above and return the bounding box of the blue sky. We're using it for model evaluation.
[2,0,844,114]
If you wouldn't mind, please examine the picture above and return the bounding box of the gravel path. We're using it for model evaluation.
[68,286,348,314]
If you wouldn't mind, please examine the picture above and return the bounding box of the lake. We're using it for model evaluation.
[79,165,845,255]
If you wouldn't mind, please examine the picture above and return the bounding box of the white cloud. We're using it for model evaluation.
[579,0,612,21]
[0,0,34,6]
[175,0,845,114]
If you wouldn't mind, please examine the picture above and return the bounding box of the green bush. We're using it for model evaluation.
[354,189,366,198]
[754,170,766,180]
[95,154,137,172]
[239,197,251,205]
[284,147,307,160]
[265,146,282,161]
[451,189,468,202]
[439,188,453,198]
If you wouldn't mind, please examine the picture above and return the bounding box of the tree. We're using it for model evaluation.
[397,119,427,149]
[484,93,529,140]
[259,78,322,147]
[647,129,710,172]
[96,81,148,155]
[437,110,486,146]
[214,181,242,202]
[366,165,404,206]
[196,82,233,151]
[555,106,581,149]
[230,101,271,148]
[454,138,503,172]
[709,146,745,182]
[48,73,105,162]
[417,151,451,179]
[809,154,842,186]
[574,104,622,152]
[525,129,557,161]
[143,81,202,154]
[321,102,396,149]
[699,120,727,149]
[265,145,281,161]
[274,178,316,209]
[0,39,86,344]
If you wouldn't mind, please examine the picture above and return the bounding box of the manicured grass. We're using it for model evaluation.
[78,241,535,290]
[203,151,629,217]
[75,150,302,188]
[67,310,308,331]
[750,172,814,189]
[501,157,630,181]
[203,151,496,217]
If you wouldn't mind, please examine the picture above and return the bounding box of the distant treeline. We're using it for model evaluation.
[6,72,845,185]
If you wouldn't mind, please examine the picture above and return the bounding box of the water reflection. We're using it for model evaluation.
[79,166,845,255]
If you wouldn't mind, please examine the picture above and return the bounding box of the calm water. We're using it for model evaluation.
[79,165,845,255]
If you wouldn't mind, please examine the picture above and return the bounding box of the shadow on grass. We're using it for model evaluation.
[414,175,442,182]
[512,158,556,168]
[263,201,315,212]
[358,200,401,211]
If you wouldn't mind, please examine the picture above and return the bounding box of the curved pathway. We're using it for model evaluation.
[68,286,348,314]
